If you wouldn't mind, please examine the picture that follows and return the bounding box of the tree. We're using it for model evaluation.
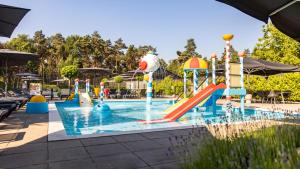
[114,75,123,93]
[249,23,300,101]
[177,38,202,63]
[113,38,127,73]
[60,65,78,80]
[5,34,35,53]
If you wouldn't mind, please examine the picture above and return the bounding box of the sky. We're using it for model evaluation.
[0,0,264,61]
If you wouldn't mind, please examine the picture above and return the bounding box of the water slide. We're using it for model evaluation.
[144,83,226,123]
[79,93,93,107]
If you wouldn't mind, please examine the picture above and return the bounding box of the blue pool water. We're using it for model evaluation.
[55,100,285,136]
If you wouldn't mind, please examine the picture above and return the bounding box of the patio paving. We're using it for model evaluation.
[0,110,199,169]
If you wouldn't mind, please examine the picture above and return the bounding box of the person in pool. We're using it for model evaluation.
[104,88,110,99]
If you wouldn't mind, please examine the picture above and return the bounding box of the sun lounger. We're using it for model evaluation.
[0,103,17,121]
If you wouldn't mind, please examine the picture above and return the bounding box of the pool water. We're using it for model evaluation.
[55,100,285,136]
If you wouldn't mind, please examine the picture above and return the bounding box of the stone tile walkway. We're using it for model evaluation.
[0,110,205,169]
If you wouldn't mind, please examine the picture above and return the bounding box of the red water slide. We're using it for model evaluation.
[144,83,226,123]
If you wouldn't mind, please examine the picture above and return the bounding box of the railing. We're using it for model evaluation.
[175,76,224,102]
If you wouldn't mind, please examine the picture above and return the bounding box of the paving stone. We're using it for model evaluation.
[113,133,146,142]
[152,138,173,147]
[152,162,180,169]
[93,153,148,169]
[0,151,47,168]
[85,143,129,157]
[141,131,173,139]
[49,146,89,162]
[3,142,47,155]
[80,136,116,146]
[15,164,48,169]
[49,158,97,169]
[48,139,82,150]
[135,148,176,165]
[122,139,163,152]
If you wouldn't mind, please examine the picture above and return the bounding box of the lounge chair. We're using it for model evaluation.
[0,102,17,121]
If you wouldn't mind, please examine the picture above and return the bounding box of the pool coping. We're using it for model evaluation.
[48,101,282,141]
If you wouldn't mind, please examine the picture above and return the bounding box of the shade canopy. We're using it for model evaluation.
[217,57,300,76]
[0,49,38,66]
[0,4,30,38]
[16,72,38,77]
[183,57,208,70]
[217,0,300,42]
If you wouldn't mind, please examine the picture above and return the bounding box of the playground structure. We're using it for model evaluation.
[144,34,246,123]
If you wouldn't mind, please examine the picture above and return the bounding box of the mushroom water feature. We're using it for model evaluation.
[138,51,160,105]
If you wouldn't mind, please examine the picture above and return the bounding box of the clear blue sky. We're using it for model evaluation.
[0,0,264,61]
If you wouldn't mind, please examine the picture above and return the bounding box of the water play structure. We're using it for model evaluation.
[143,34,246,123]
[138,51,160,104]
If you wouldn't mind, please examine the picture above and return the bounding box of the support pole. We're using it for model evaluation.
[238,51,245,117]
[183,70,187,98]
[205,69,209,87]
[147,72,153,104]
[223,34,234,101]
[211,53,216,85]
[85,79,90,93]
[223,34,234,120]
[193,69,198,96]
[99,82,104,105]
[74,78,79,95]
[211,53,217,114]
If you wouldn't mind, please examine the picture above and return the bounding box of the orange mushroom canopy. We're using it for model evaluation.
[183,57,208,70]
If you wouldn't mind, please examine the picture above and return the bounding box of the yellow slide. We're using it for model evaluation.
[164,98,189,114]
[79,93,93,107]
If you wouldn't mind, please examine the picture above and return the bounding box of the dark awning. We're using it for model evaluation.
[217,57,300,76]
[216,0,300,42]
[0,49,37,66]
[0,4,30,38]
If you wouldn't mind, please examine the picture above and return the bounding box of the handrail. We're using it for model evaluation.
[175,76,223,102]
[175,77,208,102]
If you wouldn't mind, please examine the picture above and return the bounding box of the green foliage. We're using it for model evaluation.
[253,24,300,65]
[26,60,38,73]
[153,76,184,95]
[101,78,108,84]
[113,76,123,83]
[43,84,60,92]
[246,23,300,101]
[60,65,78,79]
[183,125,300,169]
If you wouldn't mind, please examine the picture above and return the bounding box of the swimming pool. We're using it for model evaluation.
[55,101,283,136]
[54,100,286,136]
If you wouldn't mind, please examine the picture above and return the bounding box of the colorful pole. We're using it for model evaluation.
[74,78,79,95]
[85,79,90,93]
[99,82,104,105]
[183,70,187,98]
[239,51,245,116]
[147,72,153,104]
[211,53,216,85]
[193,69,198,95]
[223,34,234,101]
[211,53,217,114]
[205,69,209,87]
